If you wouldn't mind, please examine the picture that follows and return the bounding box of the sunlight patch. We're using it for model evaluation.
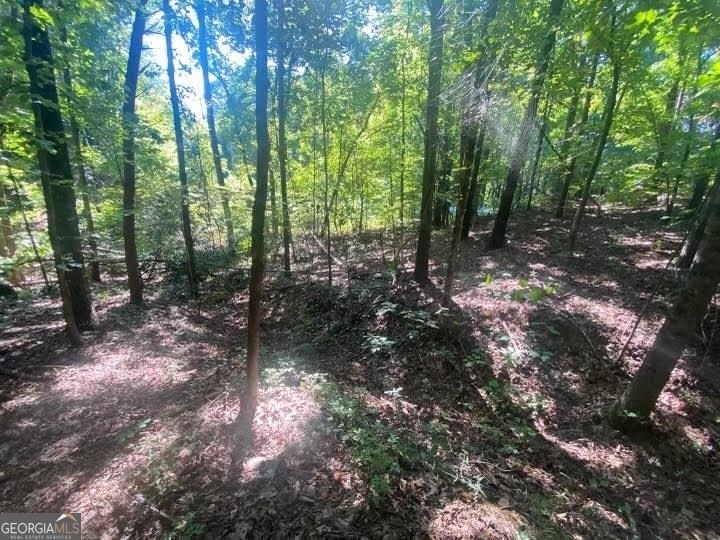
[429,500,528,539]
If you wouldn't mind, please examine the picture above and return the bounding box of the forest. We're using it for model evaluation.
[1,0,719,537]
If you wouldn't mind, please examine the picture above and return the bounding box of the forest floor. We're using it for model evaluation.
[1,207,719,539]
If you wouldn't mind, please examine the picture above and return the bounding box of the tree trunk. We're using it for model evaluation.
[667,114,695,217]
[196,0,235,253]
[487,0,563,249]
[243,0,270,425]
[276,1,292,277]
[441,125,474,307]
[678,173,719,269]
[320,67,332,285]
[269,166,278,238]
[413,0,445,282]
[121,0,147,304]
[461,126,486,239]
[0,176,15,258]
[164,0,199,298]
[526,100,551,211]
[2,158,50,288]
[610,171,720,429]
[60,38,101,283]
[22,0,94,337]
[569,60,621,253]
[688,173,710,210]
[555,52,599,219]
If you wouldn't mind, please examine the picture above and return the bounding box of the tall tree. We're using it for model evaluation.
[413,0,445,282]
[22,0,95,339]
[121,0,147,304]
[276,0,292,277]
[242,0,270,425]
[195,0,235,253]
[554,52,599,219]
[60,28,100,283]
[569,19,622,253]
[487,0,563,249]
[163,0,199,298]
[610,165,720,429]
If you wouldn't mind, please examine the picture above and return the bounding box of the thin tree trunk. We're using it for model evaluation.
[413,0,445,282]
[656,79,681,213]
[22,0,94,337]
[441,124,474,307]
[610,170,720,429]
[164,0,199,298]
[555,52,599,219]
[667,114,695,217]
[525,99,551,210]
[196,0,235,253]
[269,166,278,238]
[242,0,270,425]
[0,176,15,258]
[487,0,563,249]
[121,0,147,304]
[569,60,621,253]
[320,67,332,285]
[0,140,49,288]
[276,1,292,277]
[526,123,546,211]
[461,125,486,239]
[59,26,100,283]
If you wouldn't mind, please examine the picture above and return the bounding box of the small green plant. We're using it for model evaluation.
[510,277,559,303]
[363,333,396,354]
[318,383,423,500]
[465,349,489,369]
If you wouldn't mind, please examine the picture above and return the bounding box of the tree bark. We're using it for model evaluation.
[461,126,486,239]
[164,0,199,298]
[60,32,101,283]
[276,0,292,277]
[610,170,720,429]
[555,52,599,219]
[0,176,15,258]
[413,0,445,282]
[568,60,621,253]
[196,0,235,253]
[320,67,332,285]
[678,173,719,269]
[121,0,147,304]
[243,0,270,425]
[441,125,474,307]
[487,0,563,249]
[22,0,94,336]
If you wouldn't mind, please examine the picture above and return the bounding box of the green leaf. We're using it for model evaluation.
[484,272,493,285]
[29,5,55,29]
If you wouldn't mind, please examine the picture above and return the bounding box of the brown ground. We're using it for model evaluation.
[1,207,719,539]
